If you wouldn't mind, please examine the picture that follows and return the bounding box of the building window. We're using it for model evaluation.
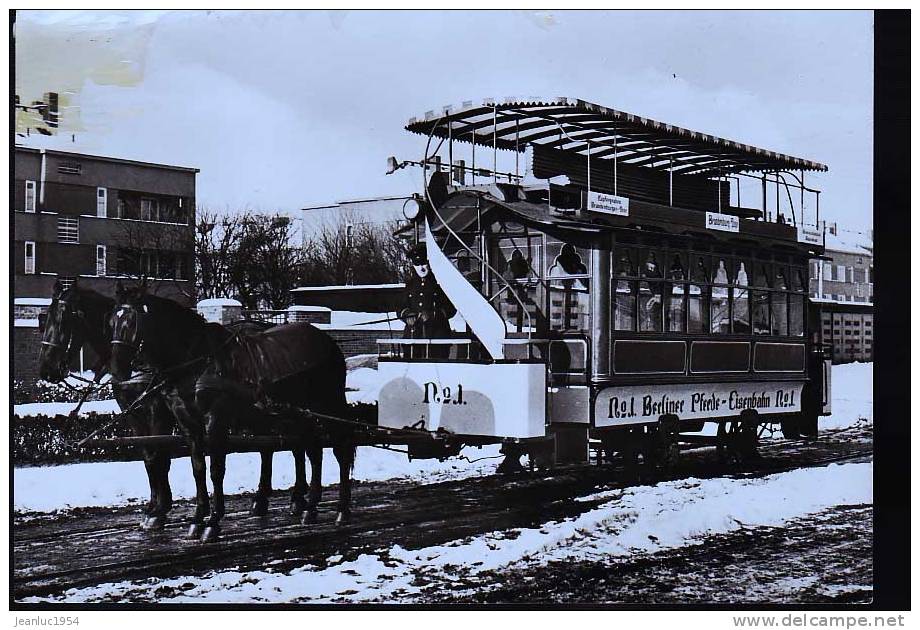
[810,261,819,280]
[96,245,107,276]
[141,198,154,221]
[97,187,107,218]
[822,263,832,281]
[24,241,36,274]
[25,180,37,212]
[57,217,79,243]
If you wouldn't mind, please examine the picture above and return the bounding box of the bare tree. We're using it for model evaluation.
[195,208,241,301]
[299,212,409,288]
[113,218,195,301]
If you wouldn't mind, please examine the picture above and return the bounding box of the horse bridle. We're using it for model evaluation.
[40,299,81,354]
[110,303,146,355]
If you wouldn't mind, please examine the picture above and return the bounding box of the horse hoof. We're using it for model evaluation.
[187,523,204,539]
[145,515,166,530]
[200,526,220,543]
[334,512,351,526]
[289,501,306,517]
[301,510,318,525]
[140,516,151,529]
[249,499,269,517]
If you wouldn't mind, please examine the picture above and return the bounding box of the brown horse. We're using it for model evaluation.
[37,281,175,529]
[109,285,354,542]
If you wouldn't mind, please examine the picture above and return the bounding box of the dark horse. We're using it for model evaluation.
[109,285,355,542]
[37,281,175,529]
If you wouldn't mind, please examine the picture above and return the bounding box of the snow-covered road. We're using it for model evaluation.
[26,461,872,604]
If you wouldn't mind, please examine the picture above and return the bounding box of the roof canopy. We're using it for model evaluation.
[406,97,828,177]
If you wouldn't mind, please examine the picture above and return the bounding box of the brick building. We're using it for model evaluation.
[808,226,873,363]
[13,147,198,381]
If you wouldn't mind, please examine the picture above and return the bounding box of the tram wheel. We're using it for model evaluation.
[645,416,680,475]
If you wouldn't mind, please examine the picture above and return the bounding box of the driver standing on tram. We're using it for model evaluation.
[400,243,457,359]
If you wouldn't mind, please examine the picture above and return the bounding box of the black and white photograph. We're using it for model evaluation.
[9,8,908,615]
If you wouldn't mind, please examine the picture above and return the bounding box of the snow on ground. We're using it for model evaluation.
[821,362,872,430]
[13,445,503,513]
[33,461,872,604]
[14,399,122,418]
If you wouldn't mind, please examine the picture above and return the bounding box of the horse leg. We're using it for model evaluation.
[249,450,273,516]
[302,444,323,525]
[289,449,307,516]
[332,443,355,526]
[202,415,227,542]
[187,437,210,540]
[145,407,174,530]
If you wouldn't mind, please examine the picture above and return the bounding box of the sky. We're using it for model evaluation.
[15,10,873,233]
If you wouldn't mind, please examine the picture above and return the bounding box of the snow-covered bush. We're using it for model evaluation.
[13,412,136,466]
[13,380,114,405]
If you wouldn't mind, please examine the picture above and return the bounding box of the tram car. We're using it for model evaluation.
[376,97,832,467]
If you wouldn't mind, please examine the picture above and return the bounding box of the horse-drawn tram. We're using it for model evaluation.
[37,97,833,540]
[377,96,832,469]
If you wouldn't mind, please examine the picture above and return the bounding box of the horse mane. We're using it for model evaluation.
[141,293,207,328]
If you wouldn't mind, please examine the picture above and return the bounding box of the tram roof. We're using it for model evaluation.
[406,97,828,176]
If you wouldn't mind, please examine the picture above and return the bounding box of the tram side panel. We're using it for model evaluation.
[377,361,547,438]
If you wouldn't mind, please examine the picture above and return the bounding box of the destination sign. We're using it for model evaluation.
[705,211,740,233]
[797,226,824,245]
[587,191,630,216]
[594,381,804,427]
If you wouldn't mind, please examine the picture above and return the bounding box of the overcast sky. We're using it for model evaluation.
[15,10,873,232]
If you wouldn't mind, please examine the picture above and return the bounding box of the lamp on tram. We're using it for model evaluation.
[402,195,423,220]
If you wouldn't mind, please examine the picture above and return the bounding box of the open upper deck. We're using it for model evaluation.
[403,98,828,251]
[406,97,827,176]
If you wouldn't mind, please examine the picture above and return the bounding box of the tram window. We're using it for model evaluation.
[638,250,664,332]
[492,236,544,333]
[613,249,636,331]
[790,267,806,292]
[732,261,750,334]
[789,293,805,336]
[666,253,686,333]
[710,257,731,334]
[771,266,789,335]
[772,293,789,335]
[688,255,709,333]
[547,241,591,332]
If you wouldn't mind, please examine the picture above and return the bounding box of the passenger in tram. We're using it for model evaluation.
[614,250,636,331]
[400,243,457,359]
[711,259,730,334]
[752,264,771,334]
[732,262,751,333]
[688,256,709,333]
[639,251,663,331]
[667,254,686,332]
